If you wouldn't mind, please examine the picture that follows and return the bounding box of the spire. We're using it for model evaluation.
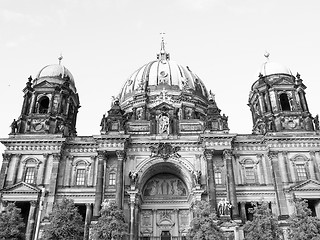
[264,51,270,61]
[157,33,170,61]
[58,53,63,65]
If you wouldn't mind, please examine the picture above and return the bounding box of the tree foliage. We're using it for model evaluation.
[41,198,84,240]
[243,202,283,240]
[0,203,25,240]
[187,200,224,240]
[90,201,128,240]
[287,199,320,240]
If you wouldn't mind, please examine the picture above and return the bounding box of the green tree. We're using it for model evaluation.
[91,201,128,240]
[243,202,283,240]
[287,198,320,240]
[0,203,25,240]
[41,198,84,240]
[187,200,224,240]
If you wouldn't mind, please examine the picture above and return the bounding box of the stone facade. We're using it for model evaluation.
[1,43,320,240]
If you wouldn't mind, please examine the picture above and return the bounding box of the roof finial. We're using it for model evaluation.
[58,53,63,65]
[157,33,170,61]
[264,51,270,61]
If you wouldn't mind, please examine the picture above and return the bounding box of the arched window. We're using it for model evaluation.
[22,158,41,184]
[239,159,258,185]
[291,155,310,182]
[279,93,291,111]
[73,160,89,186]
[38,96,50,113]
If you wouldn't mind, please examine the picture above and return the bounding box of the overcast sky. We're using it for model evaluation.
[1,0,320,165]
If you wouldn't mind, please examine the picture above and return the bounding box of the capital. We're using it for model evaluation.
[97,150,106,160]
[2,153,12,162]
[204,149,214,159]
[116,150,125,160]
[223,149,233,160]
[30,200,38,207]
[52,154,61,162]
[268,151,278,160]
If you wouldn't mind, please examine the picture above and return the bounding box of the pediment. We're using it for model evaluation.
[33,80,56,88]
[273,78,294,86]
[290,179,320,191]
[0,182,40,194]
[150,102,175,111]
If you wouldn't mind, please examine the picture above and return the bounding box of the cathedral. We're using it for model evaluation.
[1,40,320,240]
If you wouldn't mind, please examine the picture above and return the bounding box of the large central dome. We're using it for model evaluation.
[119,40,209,106]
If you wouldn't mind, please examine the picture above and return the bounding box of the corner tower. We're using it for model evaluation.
[248,53,318,134]
[12,57,80,136]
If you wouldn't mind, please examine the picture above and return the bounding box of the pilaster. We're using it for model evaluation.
[223,149,240,219]
[204,149,217,210]
[0,153,12,188]
[25,200,37,240]
[116,150,125,209]
[84,203,92,240]
[93,151,106,218]
[268,151,289,219]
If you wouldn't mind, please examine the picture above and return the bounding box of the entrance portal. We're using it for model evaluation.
[161,231,171,240]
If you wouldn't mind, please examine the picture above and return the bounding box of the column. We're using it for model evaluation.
[308,157,316,180]
[12,154,22,185]
[258,92,266,113]
[84,203,92,240]
[223,149,240,219]
[0,153,12,188]
[116,150,125,209]
[279,152,289,184]
[173,209,179,237]
[268,152,289,219]
[152,209,157,238]
[128,190,138,240]
[46,154,61,216]
[204,149,217,210]
[93,151,106,218]
[37,153,48,186]
[310,151,320,180]
[256,154,265,185]
[25,200,37,240]
[29,94,36,114]
[240,202,246,223]
[265,90,272,113]
[299,90,308,112]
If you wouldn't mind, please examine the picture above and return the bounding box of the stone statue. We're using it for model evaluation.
[129,171,139,187]
[159,115,170,134]
[10,119,18,134]
[218,198,232,216]
[193,170,201,185]
[100,114,106,131]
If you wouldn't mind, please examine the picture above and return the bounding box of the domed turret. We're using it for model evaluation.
[259,53,292,77]
[100,39,229,135]
[248,53,316,134]
[11,56,80,136]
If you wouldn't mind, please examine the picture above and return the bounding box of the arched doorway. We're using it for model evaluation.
[138,161,193,239]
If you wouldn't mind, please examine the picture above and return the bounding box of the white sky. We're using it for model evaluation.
[1,0,320,165]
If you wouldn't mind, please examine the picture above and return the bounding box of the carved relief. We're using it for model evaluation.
[141,210,152,227]
[143,174,187,197]
[179,210,189,226]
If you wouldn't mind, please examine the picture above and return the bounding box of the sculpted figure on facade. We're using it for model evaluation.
[10,119,18,134]
[314,114,319,130]
[193,170,201,185]
[218,198,232,216]
[129,171,139,188]
[158,114,170,134]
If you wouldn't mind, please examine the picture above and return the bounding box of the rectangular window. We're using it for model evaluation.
[76,169,86,186]
[109,172,116,186]
[215,172,222,185]
[245,166,255,184]
[296,164,308,181]
[25,167,35,184]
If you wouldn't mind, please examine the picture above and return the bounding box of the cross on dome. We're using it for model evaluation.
[157,33,170,61]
